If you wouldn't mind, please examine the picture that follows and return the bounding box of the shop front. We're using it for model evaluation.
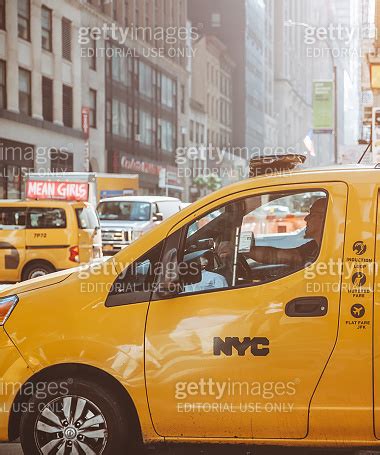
[111,151,183,198]
[0,138,34,199]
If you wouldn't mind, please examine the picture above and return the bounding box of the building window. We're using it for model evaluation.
[139,110,152,146]
[135,4,139,25]
[89,89,97,128]
[189,120,194,142]
[124,0,129,25]
[161,74,175,109]
[89,38,96,70]
[139,61,153,98]
[180,84,185,114]
[211,12,221,28]
[41,6,52,51]
[161,119,174,152]
[113,0,117,19]
[0,60,6,109]
[62,18,72,61]
[19,68,31,116]
[106,100,111,133]
[0,0,5,30]
[112,99,119,136]
[62,84,73,127]
[18,0,30,41]
[145,0,149,30]
[51,149,74,172]
[42,76,53,122]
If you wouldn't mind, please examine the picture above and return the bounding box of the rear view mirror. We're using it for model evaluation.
[188,238,214,252]
[152,212,164,222]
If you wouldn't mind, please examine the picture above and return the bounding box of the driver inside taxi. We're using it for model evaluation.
[248,197,327,268]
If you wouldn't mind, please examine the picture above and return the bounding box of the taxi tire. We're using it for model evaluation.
[21,261,55,281]
[20,377,131,455]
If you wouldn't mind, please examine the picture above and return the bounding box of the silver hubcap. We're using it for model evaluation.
[29,270,48,279]
[34,395,108,454]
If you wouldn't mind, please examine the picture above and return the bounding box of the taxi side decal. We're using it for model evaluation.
[213,337,270,357]
[0,242,20,269]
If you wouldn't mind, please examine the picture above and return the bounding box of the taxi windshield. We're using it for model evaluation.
[97,201,152,221]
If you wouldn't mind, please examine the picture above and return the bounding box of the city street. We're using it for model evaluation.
[0,0,379,453]
[0,444,361,455]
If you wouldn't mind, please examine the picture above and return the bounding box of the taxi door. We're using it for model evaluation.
[373,190,380,438]
[25,206,72,265]
[0,206,26,282]
[75,204,102,262]
[145,182,347,440]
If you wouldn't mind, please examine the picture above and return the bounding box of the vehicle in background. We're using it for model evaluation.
[25,172,139,206]
[98,196,182,255]
[0,200,101,282]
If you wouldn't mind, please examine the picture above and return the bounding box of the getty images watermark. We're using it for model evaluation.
[301,23,378,58]
[175,378,299,414]
[79,23,200,59]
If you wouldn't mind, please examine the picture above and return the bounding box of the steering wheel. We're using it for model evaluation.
[236,253,252,281]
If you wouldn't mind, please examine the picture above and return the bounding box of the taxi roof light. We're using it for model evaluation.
[249,153,306,178]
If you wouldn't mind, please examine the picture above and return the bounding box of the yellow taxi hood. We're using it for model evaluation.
[0,256,118,298]
[0,268,74,297]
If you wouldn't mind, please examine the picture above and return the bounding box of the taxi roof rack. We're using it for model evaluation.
[249,153,306,178]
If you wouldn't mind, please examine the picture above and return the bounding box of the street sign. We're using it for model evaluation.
[312,81,334,133]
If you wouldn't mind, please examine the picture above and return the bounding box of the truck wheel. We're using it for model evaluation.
[20,378,130,454]
[21,262,55,281]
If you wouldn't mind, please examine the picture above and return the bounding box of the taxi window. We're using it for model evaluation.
[106,240,164,307]
[0,207,26,229]
[179,190,327,294]
[27,208,67,229]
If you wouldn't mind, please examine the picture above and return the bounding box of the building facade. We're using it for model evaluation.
[273,0,314,159]
[83,0,188,197]
[188,0,266,151]
[0,0,90,198]
[0,0,190,199]
[183,34,234,202]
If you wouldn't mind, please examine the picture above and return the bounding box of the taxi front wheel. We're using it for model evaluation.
[20,378,131,454]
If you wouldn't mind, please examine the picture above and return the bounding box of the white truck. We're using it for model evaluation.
[97,196,182,255]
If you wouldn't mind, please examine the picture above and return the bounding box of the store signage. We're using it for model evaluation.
[81,107,90,139]
[119,156,182,186]
[120,157,161,175]
[26,181,89,201]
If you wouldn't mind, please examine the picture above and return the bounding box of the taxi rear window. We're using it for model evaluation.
[27,208,67,229]
[0,207,26,227]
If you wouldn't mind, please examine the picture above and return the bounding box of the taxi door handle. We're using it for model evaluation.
[285,297,328,317]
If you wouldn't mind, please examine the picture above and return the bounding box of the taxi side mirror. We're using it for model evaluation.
[152,212,163,222]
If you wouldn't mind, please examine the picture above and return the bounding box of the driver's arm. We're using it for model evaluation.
[248,245,304,267]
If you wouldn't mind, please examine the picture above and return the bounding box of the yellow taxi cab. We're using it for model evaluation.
[0,199,102,282]
[0,157,379,453]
